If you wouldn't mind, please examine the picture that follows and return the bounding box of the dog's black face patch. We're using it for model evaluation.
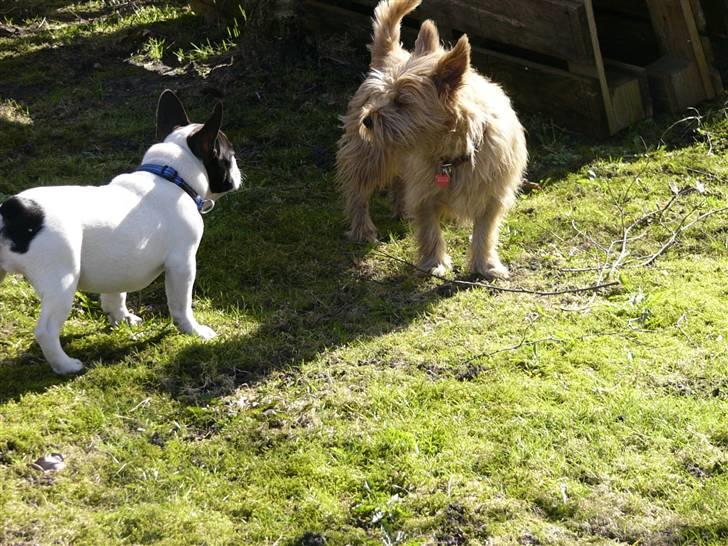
[0,196,45,253]
[204,131,236,194]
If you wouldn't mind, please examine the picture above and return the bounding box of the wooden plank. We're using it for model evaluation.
[607,69,650,130]
[689,0,707,31]
[605,60,654,118]
[583,0,618,134]
[344,0,597,63]
[644,0,716,106]
[470,45,611,136]
[679,0,717,97]
[646,54,704,112]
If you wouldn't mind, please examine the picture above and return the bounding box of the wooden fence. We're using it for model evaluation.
[304,0,724,136]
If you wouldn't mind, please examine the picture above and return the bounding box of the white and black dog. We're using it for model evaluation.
[0,90,242,374]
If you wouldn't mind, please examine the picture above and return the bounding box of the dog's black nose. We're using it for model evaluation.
[362,115,373,129]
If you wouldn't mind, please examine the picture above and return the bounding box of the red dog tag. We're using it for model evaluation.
[436,172,450,188]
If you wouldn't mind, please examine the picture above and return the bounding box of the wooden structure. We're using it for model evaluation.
[304,0,724,136]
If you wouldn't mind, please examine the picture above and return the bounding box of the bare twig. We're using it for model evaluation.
[373,250,619,296]
[558,266,603,273]
[562,185,725,276]
[478,335,563,358]
[640,206,728,266]
[676,312,694,345]
[465,328,651,365]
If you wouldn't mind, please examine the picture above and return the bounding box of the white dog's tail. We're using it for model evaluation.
[370,0,421,67]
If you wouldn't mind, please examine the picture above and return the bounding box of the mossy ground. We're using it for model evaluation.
[1,1,727,544]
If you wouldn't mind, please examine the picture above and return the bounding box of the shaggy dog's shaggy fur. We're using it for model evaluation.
[336,0,528,279]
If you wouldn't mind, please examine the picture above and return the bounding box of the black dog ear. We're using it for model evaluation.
[187,102,223,160]
[156,89,190,141]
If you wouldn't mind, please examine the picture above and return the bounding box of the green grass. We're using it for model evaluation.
[1,2,728,544]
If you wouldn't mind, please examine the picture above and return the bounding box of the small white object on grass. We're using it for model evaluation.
[31,453,65,472]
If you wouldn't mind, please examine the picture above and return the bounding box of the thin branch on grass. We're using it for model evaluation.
[465,328,652,366]
[558,266,603,273]
[639,206,728,266]
[659,107,712,153]
[563,185,725,277]
[479,335,563,358]
[373,250,619,296]
[686,167,725,183]
[676,312,694,346]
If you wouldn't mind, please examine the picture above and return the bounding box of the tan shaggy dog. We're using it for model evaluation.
[336,0,528,279]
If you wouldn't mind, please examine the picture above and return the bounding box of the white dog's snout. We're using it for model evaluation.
[230,157,243,191]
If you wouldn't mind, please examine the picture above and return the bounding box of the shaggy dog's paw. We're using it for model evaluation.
[472,259,510,280]
[418,255,452,277]
[347,224,379,243]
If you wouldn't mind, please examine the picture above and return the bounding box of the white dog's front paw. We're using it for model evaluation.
[109,313,143,327]
[50,357,84,375]
[192,324,217,340]
[125,313,143,326]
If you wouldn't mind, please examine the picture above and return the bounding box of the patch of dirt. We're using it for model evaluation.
[435,502,489,545]
[291,532,326,546]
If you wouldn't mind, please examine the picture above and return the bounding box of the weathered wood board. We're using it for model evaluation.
[303,0,722,134]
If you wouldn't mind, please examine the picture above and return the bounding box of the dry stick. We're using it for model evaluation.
[466,328,648,365]
[687,167,725,182]
[568,187,709,275]
[606,194,680,277]
[372,250,619,296]
[640,206,728,266]
[479,335,563,358]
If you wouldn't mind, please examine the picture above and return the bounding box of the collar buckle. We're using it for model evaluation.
[200,199,216,214]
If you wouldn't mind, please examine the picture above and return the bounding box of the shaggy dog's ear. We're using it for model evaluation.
[156,90,190,141]
[433,34,470,99]
[414,19,439,56]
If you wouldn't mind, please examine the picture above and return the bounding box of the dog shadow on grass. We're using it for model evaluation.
[2,0,720,405]
[151,192,466,404]
[0,326,174,403]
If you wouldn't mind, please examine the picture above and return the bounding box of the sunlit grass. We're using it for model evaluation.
[1,2,727,544]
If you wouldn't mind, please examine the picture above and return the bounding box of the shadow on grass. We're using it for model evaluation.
[1,0,138,22]
[678,522,728,543]
[0,328,173,403]
[142,159,458,400]
[1,0,724,405]
[157,262,455,404]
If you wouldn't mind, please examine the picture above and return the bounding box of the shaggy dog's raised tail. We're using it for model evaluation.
[370,0,421,67]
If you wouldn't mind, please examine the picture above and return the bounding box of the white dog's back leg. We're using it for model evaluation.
[32,272,83,374]
[22,222,84,374]
[101,293,142,326]
[164,254,216,340]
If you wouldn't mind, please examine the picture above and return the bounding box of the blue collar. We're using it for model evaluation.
[135,164,214,214]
